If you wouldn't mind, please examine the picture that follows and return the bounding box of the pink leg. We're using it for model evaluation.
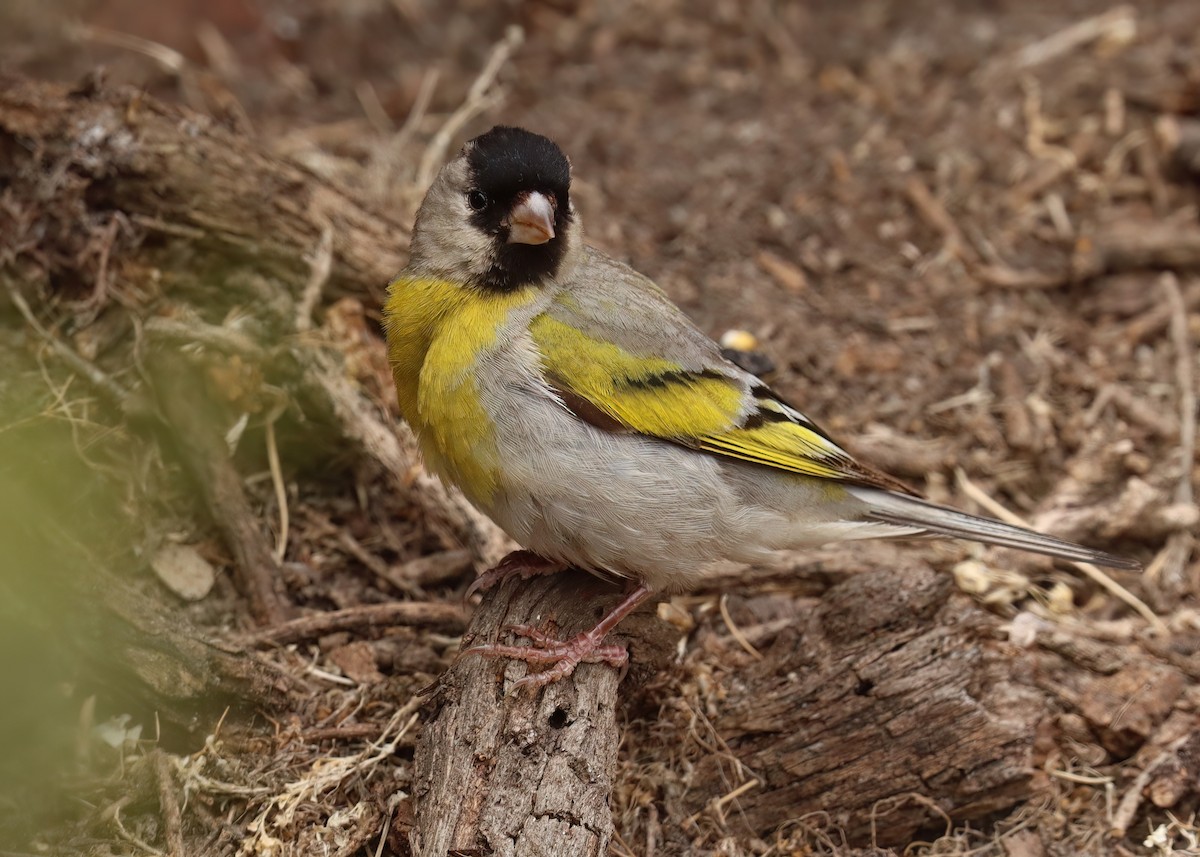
[464,583,653,692]
[463,550,567,604]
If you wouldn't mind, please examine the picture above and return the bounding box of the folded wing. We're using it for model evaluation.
[529,301,912,492]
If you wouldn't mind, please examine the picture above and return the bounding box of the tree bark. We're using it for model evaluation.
[689,567,1045,847]
[411,569,671,857]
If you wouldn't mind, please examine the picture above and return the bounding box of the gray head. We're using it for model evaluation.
[408,126,580,292]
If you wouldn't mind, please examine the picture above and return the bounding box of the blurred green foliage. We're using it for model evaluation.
[0,335,138,846]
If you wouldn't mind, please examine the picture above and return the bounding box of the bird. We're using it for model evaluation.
[384,125,1139,691]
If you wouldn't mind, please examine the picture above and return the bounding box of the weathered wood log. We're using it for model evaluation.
[0,73,406,306]
[411,569,673,857]
[689,567,1044,847]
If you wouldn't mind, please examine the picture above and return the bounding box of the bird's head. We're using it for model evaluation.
[409,126,579,292]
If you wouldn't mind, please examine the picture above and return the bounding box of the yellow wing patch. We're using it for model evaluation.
[696,423,847,480]
[531,315,740,438]
[530,313,885,486]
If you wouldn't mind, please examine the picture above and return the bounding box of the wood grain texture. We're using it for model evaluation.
[412,569,671,857]
[691,567,1044,846]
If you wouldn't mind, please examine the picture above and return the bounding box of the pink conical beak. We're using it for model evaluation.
[506,191,556,245]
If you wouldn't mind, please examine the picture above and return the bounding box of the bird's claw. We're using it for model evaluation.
[463,550,567,605]
[463,625,629,692]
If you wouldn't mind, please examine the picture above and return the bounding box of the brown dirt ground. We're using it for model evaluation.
[1,0,1199,855]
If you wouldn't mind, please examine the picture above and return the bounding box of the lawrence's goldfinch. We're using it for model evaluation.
[384,126,1138,690]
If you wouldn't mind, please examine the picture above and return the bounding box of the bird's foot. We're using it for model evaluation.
[465,624,629,692]
[463,550,567,604]
[462,583,653,692]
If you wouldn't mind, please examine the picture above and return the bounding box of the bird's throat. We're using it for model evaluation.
[384,276,540,503]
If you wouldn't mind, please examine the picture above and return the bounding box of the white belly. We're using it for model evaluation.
[477,385,898,592]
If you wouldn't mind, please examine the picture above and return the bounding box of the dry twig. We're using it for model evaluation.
[718,594,764,661]
[1110,735,1190,836]
[1147,274,1198,600]
[4,278,131,407]
[247,602,465,646]
[998,6,1137,73]
[265,409,289,564]
[152,750,184,857]
[414,26,524,189]
[904,176,975,265]
[296,223,335,333]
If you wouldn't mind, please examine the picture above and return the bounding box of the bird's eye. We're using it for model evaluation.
[467,190,488,211]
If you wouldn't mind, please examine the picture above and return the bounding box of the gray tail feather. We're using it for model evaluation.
[848,487,1141,571]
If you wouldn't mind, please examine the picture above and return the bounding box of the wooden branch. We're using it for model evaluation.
[247,601,467,646]
[411,570,672,857]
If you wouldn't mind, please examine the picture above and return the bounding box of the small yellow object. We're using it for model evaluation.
[1045,580,1076,615]
[952,559,991,595]
[719,329,759,352]
[656,600,695,633]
